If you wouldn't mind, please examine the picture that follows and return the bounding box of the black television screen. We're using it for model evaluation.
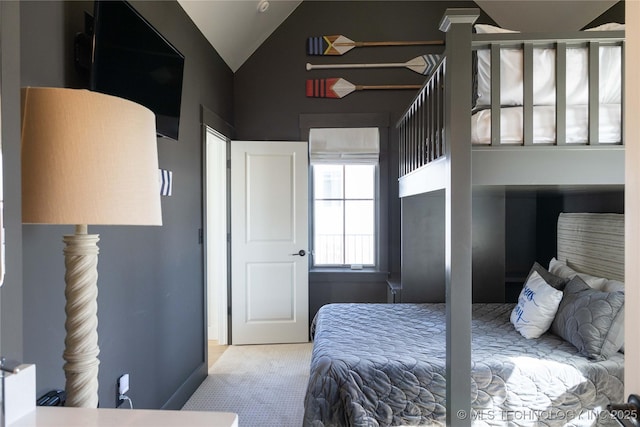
[91,0,185,140]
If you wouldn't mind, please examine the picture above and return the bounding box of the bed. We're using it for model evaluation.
[388,10,626,421]
[304,304,623,427]
[303,213,625,426]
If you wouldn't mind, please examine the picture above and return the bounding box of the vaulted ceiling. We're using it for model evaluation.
[177,0,620,73]
[177,0,302,72]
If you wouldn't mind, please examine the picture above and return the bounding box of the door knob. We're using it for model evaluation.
[291,250,306,257]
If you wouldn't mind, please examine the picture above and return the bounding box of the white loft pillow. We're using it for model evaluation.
[585,23,625,31]
[510,271,564,339]
[548,257,608,290]
[475,23,517,34]
[476,22,625,34]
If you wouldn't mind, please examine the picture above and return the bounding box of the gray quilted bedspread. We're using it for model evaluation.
[303,303,624,427]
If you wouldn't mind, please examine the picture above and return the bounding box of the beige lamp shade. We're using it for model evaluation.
[21,87,162,225]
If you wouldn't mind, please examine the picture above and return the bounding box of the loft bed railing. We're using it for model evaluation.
[397,22,625,182]
[474,32,625,147]
[398,56,446,177]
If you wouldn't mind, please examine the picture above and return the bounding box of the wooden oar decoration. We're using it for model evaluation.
[306,54,441,76]
[306,78,422,99]
[307,35,444,56]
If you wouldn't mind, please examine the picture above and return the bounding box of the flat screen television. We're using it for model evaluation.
[91,0,185,141]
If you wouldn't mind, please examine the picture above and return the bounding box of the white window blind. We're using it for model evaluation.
[309,127,379,164]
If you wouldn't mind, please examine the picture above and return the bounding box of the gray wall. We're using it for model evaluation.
[1,1,24,362]
[507,188,624,302]
[401,187,623,304]
[472,190,506,302]
[401,189,506,303]
[234,1,485,317]
[401,191,445,302]
[18,0,233,409]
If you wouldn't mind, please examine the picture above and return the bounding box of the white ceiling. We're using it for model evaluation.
[177,0,302,72]
[178,0,619,73]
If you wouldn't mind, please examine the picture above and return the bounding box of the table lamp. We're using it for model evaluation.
[20,87,162,408]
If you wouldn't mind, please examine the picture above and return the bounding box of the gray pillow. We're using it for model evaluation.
[526,262,568,290]
[551,276,625,360]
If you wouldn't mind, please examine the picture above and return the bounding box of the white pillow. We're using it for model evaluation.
[474,24,517,34]
[585,23,625,31]
[510,271,564,339]
[603,279,624,293]
[476,22,625,34]
[548,257,576,278]
[548,257,608,290]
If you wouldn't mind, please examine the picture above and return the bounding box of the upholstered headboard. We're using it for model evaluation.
[557,212,624,282]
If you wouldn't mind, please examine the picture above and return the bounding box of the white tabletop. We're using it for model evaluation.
[10,406,238,427]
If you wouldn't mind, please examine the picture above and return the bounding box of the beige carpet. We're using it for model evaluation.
[183,343,313,427]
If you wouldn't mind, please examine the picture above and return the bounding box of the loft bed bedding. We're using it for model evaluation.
[396,13,625,189]
[471,104,621,145]
[473,23,623,108]
[303,213,626,427]
[469,23,623,146]
[303,303,623,427]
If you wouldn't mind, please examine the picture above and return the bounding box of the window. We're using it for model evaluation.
[308,127,380,268]
[313,164,376,266]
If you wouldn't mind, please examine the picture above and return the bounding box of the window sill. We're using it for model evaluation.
[309,268,389,283]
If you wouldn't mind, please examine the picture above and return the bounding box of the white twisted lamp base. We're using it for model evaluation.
[62,225,100,408]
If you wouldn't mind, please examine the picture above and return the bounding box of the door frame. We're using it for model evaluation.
[204,126,230,344]
[201,107,234,350]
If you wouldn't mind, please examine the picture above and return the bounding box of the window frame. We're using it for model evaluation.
[311,162,378,268]
[300,113,389,276]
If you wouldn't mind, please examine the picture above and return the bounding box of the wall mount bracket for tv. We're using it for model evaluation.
[74,12,94,76]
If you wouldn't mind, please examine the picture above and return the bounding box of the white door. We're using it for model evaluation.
[230,141,309,345]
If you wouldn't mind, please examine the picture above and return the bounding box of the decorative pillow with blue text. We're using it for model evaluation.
[511,271,564,339]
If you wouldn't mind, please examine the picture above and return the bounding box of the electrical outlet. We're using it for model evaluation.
[116,374,130,407]
[118,374,130,394]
